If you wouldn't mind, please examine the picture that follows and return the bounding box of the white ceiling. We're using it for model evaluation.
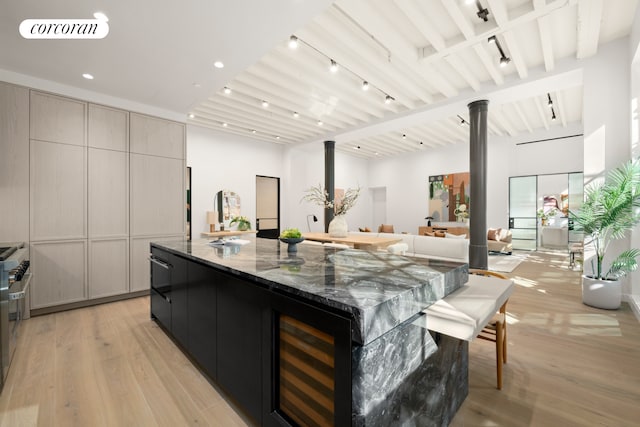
[1,0,637,159]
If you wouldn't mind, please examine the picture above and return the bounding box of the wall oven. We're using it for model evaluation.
[0,243,30,393]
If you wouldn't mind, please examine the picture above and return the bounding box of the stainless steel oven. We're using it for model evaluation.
[0,243,30,393]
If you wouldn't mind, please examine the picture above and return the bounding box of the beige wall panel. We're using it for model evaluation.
[130,113,184,159]
[30,240,86,309]
[30,91,85,146]
[30,140,86,241]
[130,154,185,236]
[88,104,128,151]
[88,148,128,238]
[89,238,129,298]
[0,82,29,243]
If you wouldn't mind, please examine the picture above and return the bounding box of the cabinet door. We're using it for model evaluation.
[187,261,217,379]
[88,148,128,238]
[88,239,128,299]
[30,91,85,146]
[130,154,184,236]
[30,140,86,241]
[31,240,87,309]
[217,272,266,424]
[169,253,188,348]
[130,113,184,159]
[0,82,29,243]
[88,104,128,151]
[150,247,172,331]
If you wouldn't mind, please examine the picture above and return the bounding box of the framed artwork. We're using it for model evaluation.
[428,172,470,222]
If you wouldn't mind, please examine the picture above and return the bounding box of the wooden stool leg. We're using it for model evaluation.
[496,320,504,390]
[503,323,508,364]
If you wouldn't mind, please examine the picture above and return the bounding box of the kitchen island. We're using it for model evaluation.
[150,237,469,426]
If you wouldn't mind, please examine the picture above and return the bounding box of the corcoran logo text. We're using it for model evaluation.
[19,19,109,39]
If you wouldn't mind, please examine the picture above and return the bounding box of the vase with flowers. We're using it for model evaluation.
[302,184,360,237]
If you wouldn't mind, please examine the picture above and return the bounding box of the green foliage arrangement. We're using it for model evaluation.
[570,159,640,280]
[230,215,251,230]
[280,228,302,239]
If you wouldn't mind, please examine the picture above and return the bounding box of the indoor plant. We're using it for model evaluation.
[570,159,640,309]
[302,184,360,237]
[536,208,557,226]
[230,215,251,231]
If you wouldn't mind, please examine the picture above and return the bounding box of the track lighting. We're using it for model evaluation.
[293,111,299,118]
[402,134,407,139]
[475,1,489,22]
[362,81,369,91]
[547,93,553,108]
[457,115,468,126]
[385,95,394,104]
[276,136,280,140]
[317,120,323,126]
[288,35,298,49]
[261,100,269,108]
[223,86,231,95]
[222,122,228,127]
[252,129,257,134]
[329,59,338,73]
[551,107,557,121]
[488,35,510,68]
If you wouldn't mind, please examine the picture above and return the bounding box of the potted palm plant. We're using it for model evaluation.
[570,159,640,309]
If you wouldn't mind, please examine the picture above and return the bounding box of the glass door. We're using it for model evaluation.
[509,176,537,250]
[568,172,584,243]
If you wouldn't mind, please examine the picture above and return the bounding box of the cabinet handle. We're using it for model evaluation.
[149,256,171,270]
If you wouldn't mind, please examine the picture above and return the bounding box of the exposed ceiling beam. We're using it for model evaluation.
[485,0,528,79]
[555,90,568,127]
[513,101,533,133]
[576,0,604,59]
[534,95,551,130]
[534,0,555,71]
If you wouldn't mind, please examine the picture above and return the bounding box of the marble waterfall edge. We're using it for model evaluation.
[352,316,468,427]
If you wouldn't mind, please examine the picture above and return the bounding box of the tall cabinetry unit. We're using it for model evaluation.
[0,82,29,244]
[30,91,88,308]
[23,87,185,311]
[130,113,185,292]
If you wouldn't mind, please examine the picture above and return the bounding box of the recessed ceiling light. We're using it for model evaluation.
[82,73,94,80]
[223,87,231,95]
[293,112,299,118]
[214,61,224,69]
[93,12,108,22]
[262,100,269,108]
[276,136,280,140]
[222,122,228,127]
[288,35,298,49]
[252,129,257,134]
[188,113,195,119]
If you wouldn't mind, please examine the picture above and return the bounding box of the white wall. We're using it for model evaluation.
[187,125,284,236]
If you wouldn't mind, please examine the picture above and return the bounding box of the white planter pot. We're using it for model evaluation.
[581,275,622,309]
[328,215,348,238]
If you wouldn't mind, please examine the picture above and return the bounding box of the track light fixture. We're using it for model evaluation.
[223,86,231,95]
[551,107,557,121]
[475,1,489,22]
[288,34,395,104]
[402,134,407,139]
[457,115,469,126]
[488,35,510,67]
[293,111,299,118]
[288,35,298,49]
[547,93,553,108]
[261,100,269,108]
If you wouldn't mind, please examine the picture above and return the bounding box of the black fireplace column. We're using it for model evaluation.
[468,100,489,270]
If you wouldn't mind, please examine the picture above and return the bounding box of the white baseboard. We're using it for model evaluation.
[624,294,640,322]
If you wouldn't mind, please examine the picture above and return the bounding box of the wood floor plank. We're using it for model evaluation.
[0,249,638,426]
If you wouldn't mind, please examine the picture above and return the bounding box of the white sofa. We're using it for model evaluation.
[350,231,469,263]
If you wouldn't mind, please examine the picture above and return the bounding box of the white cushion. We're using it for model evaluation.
[387,242,409,255]
[378,232,415,254]
[412,235,469,262]
[417,275,514,341]
[445,232,466,239]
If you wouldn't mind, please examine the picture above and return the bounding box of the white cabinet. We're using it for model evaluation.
[130,113,185,159]
[30,140,86,241]
[0,82,29,243]
[88,148,128,238]
[30,91,85,146]
[30,240,87,309]
[89,239,128,298]
[88,104,128,151]
[130,154,185,237]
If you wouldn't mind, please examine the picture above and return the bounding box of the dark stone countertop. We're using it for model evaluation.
[152,237,468,345]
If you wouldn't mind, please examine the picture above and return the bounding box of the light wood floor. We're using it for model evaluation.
[1,250,639,426]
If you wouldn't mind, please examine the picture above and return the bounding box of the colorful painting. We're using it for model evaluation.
[428,172,470,222]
